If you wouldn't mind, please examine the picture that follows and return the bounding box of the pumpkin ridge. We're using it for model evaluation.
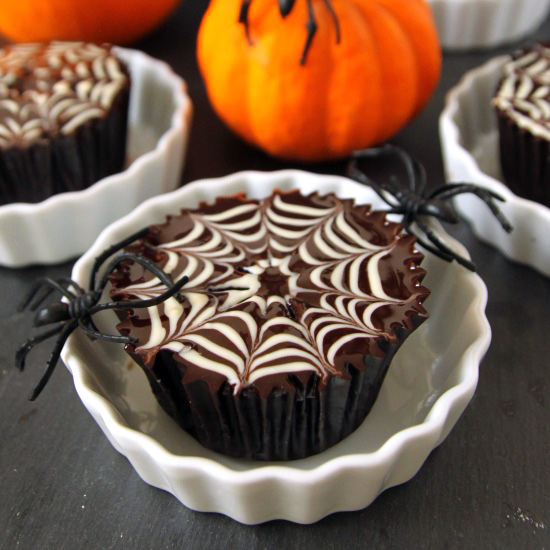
[352,2,387,148]
[198,2,255,144]
[375,0,422,118]
[375,0,441,113]
[318,0,336,159]
[367,0,420,143]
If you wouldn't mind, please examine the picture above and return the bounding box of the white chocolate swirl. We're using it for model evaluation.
[493,44,550,141]
[0,42,128,148]
[111,191,429,392]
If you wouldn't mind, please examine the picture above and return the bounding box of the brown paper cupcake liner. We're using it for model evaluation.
[497,110,550,207]
[129,313,427,461]
[0,87,129,206]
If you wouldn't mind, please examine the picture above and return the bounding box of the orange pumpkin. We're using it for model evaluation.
[198,0,441,162]
[0,0,180,44]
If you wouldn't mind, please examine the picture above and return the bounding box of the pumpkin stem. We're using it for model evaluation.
[279,0,296,17]
[300,0,318,65]
[238,0,341,65]
[322,0,341,44]
[238,0,254,45]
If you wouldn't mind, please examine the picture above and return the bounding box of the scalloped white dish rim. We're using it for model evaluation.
[63,170,490,524]
[0,46,192,267]
[427,0,550,50]
[439,56,550,277]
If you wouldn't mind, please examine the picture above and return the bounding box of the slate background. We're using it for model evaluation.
[0,2,548,549]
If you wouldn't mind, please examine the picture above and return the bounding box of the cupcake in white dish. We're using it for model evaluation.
[61,170,490,523]
[440,54,550,277]
[428,0,550,51]
[0,46,192,268]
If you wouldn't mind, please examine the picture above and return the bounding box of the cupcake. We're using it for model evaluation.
[0,41,130,205]
[108,189,429,461]
[493,43,550,207]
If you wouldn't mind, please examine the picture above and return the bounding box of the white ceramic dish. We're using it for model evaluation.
[0,46,192,268]
[61,170,490,524]
[428,0,550,51]
[440,56,550,278]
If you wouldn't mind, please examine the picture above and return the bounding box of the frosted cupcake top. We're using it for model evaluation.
[493,43,550,141]
[109,190,429,395]
[0,41,129,148]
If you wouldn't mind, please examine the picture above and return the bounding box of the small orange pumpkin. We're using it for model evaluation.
[0,0,180,45]
[198,0,441,162]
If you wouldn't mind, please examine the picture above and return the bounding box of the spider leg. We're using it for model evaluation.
[27,319,79,401]
[321,0,341,43]
[300,0,318,65]
[428,183,502,200]
[367,144,426,196]
[89,227,151,290]
[78,318,136,345]
[28,277,84,311]
[238,0,254,45]
[18,278,78,313]
[387,145,418,192]
[347,154,400,209]
[96,253,185,303]
[411,158,428,195]
[415,217,477,271]
[361,144,417,191]
[15,322,66,371]
[427,184,513,233]
[422,201,460,224]
[90,275,189,315]
[60,277,85,295]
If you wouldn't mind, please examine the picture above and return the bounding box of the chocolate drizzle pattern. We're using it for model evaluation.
[493,43,550,141]
[110,191,429,394]
[0,42,128,148]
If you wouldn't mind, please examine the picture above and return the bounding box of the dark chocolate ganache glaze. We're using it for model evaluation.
[0,42,129,148]
[109,190,430,396]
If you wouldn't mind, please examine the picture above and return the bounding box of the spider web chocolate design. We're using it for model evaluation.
[493,43,550,141]
[0,42,128,147]
[110,190,429,393]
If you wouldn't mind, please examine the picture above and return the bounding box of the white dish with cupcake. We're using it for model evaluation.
[0,43,192,268]
[440,50,550,277]
[59,170,490,524]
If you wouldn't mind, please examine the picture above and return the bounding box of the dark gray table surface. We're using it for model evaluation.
[1,3,548,549]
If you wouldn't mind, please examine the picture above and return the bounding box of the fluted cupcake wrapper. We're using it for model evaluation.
[0,88,129,206]
[134,314,427,461]
[497,110,550,208]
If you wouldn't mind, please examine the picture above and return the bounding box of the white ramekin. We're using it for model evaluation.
[428,0,550,50]
[0,46,192,268]
[59,170,490,524]
[440,56,550,278]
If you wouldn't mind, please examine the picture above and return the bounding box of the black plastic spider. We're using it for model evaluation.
[239,0,341,65]
[347,144,513,271]
[16,227,189,401]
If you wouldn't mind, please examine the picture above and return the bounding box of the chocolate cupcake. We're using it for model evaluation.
[0,41,130,205]
[493,43,550,207]
[109,190,429,460]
